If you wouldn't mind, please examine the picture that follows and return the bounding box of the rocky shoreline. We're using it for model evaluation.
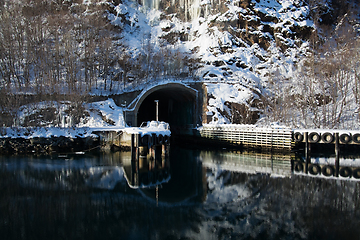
[0,136,100,154]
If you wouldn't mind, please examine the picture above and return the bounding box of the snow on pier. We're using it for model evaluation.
[92,121,170,149]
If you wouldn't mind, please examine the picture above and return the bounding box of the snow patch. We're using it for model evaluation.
[206,83,254,124]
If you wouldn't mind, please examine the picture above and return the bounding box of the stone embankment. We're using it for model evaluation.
[0,136,99,154]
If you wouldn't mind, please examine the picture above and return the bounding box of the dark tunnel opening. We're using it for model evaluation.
[137,88,196,134]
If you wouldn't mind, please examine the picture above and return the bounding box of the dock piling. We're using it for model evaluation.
[305,132,310,174]
[335,132,340,177]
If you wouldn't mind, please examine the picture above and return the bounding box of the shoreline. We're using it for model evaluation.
[0,136,100,155]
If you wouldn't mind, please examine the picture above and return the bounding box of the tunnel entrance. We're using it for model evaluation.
[136,85,197,134]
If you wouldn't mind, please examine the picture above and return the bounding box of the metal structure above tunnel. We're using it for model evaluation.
[124,82,202,134]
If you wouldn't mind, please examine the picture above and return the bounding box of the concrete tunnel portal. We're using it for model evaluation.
[132,83,199,134]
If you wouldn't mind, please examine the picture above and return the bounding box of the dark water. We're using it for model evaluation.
[1,146,360,240]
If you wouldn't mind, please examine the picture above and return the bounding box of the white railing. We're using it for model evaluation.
[198,124,292,150]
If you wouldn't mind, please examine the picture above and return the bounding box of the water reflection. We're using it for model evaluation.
[0,147,360,239]
[293,151,360,179]
[121,151,171,189]
[200,150,292,177]
[0,152,126,191]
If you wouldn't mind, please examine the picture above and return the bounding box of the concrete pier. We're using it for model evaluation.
[92,121,171,188]
[92,121,171,151]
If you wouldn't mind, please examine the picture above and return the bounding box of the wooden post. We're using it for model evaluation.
[305,132,310,174]
[131,134,136,161]
[335,132,340,177]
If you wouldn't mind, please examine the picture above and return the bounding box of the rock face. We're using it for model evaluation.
[0,136,99,154]
[108,0,316,124]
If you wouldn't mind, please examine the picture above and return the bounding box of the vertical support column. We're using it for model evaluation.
[162,144,166,158]
[305,132,310,174]
[149,134,156,170]
[335,132,340,177]
[138,134,148,171]
[130,133,140,186]
[154,145,162,168]
[131,133,136,161]
[155,100,159,122]
[131,134,140,159]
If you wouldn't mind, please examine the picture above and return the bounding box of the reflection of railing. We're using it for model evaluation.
[199,124,292,150]
[200,151,292,176]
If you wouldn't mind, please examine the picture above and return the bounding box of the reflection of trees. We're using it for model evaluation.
[263,175,360,239]
[202,171,360,239]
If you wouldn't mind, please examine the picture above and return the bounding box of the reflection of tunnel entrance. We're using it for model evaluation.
[137,87,196,133]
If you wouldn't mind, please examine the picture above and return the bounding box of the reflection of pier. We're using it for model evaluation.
[93,121,171,188]
[200,151,292,177]
[121,148,170,189]
[121,131,171,189]
[200,150,360,181]
[292,160,360,180]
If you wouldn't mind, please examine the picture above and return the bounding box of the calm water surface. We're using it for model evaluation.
[0,146,360,240]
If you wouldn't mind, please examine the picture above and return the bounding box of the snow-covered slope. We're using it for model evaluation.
[0,99,125,138]
[109,0,312,84]
[1,0,359,129]
[105,0,317,125]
